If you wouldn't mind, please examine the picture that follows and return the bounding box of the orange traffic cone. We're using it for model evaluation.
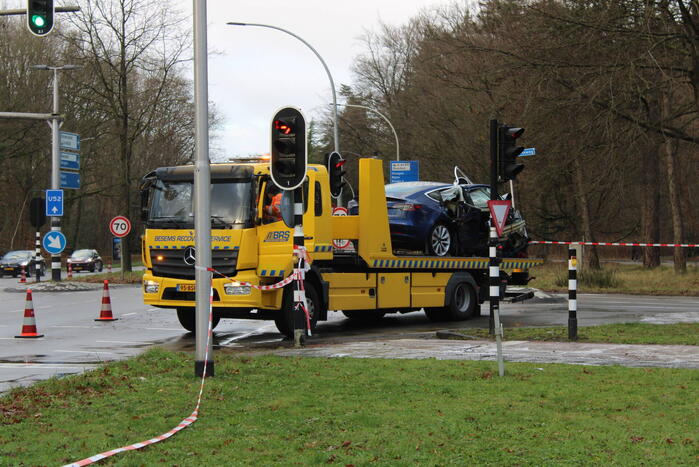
[95,280,118,321]
[15,289,44,338]
[67,263,73,279]
[18,266,26,284]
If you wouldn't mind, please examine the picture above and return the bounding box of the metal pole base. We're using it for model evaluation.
[294,329,305,348]
[568,318,578,341]
[195,360,214,377]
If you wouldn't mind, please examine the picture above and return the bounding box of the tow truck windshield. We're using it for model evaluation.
[147,179,253,229]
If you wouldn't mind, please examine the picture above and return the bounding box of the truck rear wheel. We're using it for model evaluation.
[274,283,319,338]
[425,280,478,322]
[176,307,220,334]
[445,281,477,320]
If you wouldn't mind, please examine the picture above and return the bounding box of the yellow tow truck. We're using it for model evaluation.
[140,157,543,336]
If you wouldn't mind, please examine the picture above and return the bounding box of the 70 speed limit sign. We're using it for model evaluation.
[109,216,132,238]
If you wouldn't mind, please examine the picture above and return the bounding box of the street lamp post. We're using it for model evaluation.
[227,22,340,154]
[336,103,399,161]
[31,64,80,282]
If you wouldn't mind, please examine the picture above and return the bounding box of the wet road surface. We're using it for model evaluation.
[0,278,698,393]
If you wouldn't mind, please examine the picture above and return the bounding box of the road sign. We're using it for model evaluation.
[60,151,80,170]
[110,216,132,237]
[59,131,80,151]
[60,171,80,189]
[520,147,536,157]
[332,206,351,249]
[45,189,63,216]
[389,160,419,183]
[487,200,511,237]
[42,231,66,255]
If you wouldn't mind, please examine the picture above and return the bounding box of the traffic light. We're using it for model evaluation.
[326,151,346,198]
[498,124,525,181]
[26,0,55,36]
[270,107,307,190]
[29,197,46,228]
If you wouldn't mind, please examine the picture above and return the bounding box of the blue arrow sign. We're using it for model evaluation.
[60,171,81,189]
[43,231,67,255]
[60,151,80,170]
[45,189,64,216]
[520,147,536,157]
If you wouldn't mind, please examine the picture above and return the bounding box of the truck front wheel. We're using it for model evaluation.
[274,283,320,338]
[176,307,221,334]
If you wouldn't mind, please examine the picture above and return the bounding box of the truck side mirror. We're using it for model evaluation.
[140,188,150,221]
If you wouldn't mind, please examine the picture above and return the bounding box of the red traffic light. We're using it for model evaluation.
[274,119,293,135]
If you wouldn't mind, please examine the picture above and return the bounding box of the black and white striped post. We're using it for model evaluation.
[489,226,505,376]
[292,187,308,348]
[568,246,578,340]
[34,231,42,282]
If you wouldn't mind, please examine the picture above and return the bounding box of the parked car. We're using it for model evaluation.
[0,250,46,277]
[381,169,529,257]
[67,249,103,272]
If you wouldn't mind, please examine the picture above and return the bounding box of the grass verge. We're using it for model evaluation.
[530,262,699,296]
[2,349,699,465]
[459,323,699,345]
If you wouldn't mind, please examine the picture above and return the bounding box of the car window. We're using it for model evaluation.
[466,188,491,209]
[425,189,445,201]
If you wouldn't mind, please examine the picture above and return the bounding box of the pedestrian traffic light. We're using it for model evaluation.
[498,124,525,181]
[270,107,307,190]
[326,151,346,198]
[26,0,54,36]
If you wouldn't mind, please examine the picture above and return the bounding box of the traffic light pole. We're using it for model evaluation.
[489,119,499,336]
[50,67,61,281]
[193,0,214,378]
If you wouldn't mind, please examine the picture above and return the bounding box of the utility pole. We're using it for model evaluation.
[32,64,80,281]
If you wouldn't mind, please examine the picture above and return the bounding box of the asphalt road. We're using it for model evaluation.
[0,275,698,393]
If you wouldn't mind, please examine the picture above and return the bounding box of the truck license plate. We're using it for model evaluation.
[177,284,195,292]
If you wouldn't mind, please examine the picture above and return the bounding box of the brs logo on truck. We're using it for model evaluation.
[264,231,290,242]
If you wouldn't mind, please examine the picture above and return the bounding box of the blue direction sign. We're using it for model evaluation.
[60,151,80,170]
[60,171,81,190]
[43,231,67,255]
[45,189,64,216]
[520,147,536,157]
[389,160,420,183]
[59,131,80,151]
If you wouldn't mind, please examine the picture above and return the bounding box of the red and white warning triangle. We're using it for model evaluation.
[487,200,511,237]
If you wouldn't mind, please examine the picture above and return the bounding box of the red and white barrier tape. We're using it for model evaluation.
[529,241,698,248]
[64,279,216,466]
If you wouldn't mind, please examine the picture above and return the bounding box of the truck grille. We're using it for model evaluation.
[150,248,238,279]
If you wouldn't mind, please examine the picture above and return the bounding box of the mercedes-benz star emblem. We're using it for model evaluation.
[183,246,196,266]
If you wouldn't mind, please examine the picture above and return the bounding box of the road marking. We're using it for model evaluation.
[96,340,155,345]
[50,325,97,329]
[7,309,24,313]
[147,308,161,312]
[217,324,274,346]
[122,312,137,316]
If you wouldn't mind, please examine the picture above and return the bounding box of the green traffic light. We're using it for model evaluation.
[31,15,46,27]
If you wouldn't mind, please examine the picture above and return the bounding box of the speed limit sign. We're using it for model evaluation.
[109,216,132,238]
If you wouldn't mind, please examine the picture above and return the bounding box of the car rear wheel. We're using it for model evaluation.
[426,223,453,257]
[176,307,220,334]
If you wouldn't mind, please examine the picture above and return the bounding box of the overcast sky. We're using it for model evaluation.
[181,0,448,160]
